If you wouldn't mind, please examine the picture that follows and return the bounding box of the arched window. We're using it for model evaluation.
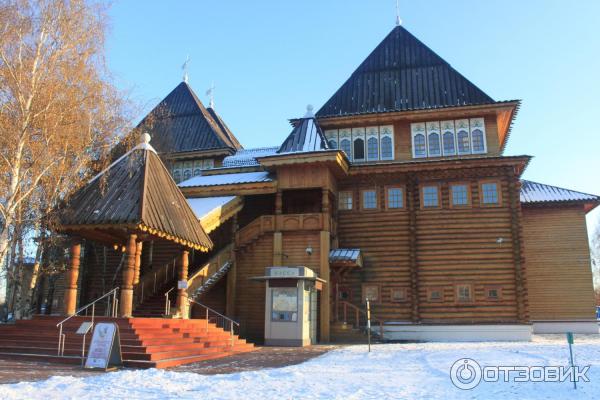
[381,136,393,159]
[173,170,181,183]
[340,139,351,158]
[457,130,470,154]
[428,132,441,156]
[328,139,338,150]
[471,129,485,153]
[193,168,201,177]
[413,134,426,157]
[353,138,365,161]
[367,137,378,160]
[443,131,456,155]
[183,170,191,181]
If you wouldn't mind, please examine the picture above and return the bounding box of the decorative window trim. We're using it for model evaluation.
[361,189,378,211]
[339,129,352,160]
[449,182,472,208]
[362,284,381,304]
[420,183,442,210]
[325,129,339,150]
[440,120,457,156]
[426,121,442,157]
[388,286,409,303]
[411,122,427,158]
[455,119,471,155]
[352,128,366,162]
[470,118,487,154]
[483,285,503,301]
[427,287,445,303]
[385,185,406,210]
[366,126,379,161]
[338,190,353,211]
[379,125,394,161]
[478,180,502,207]
[455,283,474,303]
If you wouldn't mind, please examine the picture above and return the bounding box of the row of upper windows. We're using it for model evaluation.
[324,125,394,162]
[411,117,487,158]
[171,159,215,183]
[338,181,501,211]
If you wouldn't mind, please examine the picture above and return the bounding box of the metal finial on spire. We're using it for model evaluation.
[206,82,215,109]
[304,104,315,118]
[182,55,190,83]
[395,0,402,26]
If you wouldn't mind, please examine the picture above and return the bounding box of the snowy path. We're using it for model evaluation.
[1,335,599,399]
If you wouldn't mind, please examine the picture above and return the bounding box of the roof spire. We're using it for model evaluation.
[182,55,190,83]
[206,82,215,109]
[395,0,402,26]
[304,104,314,118]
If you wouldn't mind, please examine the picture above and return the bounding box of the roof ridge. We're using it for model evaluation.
[521,179,599,199]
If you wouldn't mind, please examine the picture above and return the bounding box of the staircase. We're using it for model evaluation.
[0,315,254,369]
[331,300,386,344]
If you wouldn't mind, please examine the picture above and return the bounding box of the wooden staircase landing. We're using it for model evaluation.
[0,315,254,369]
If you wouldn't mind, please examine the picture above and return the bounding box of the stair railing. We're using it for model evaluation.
[164,287,175,316]
[56,287,119,357]
[188,299,239,347]
[134,256,178,307]
[337,300,385,340]
[187,243,233,296]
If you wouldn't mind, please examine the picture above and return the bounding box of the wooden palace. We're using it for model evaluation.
[1,25,598,367]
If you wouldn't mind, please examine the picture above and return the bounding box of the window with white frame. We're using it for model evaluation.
[352,128,366,162]
[387,187,404,209]
[366,127,379,161]
[456,284,473,302]
[426,122,441,157]
[470,118,487,154]
[441,120,456,156]
[411,123,427,158]
[362,190,377,209]
[339,129,352,159]
[480,182,499,205]
[455,119,471,155]
[325,130,338,150]
[379,125,394,160]
[422,185,439,208]
[338,191,353,210]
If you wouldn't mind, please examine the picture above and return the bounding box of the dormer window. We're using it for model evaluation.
[379,125,394,160]
[325,125,394,162]
[426,122,441,157]
[366,127,379,161]
[339,129,352,159]
[470,118,487,154]
[413,133,426,158]
[352,128,366,162]
[441,120,456,156]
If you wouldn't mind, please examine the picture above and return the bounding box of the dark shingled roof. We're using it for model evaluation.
[60,139,213,251]
[138,82,242,154]
[316,25,495,118]
[278,111,329,154]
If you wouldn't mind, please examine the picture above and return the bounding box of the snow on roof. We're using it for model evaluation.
[178,171,273,188]
[222,147,279,167]
[520,180,599,204]
[186,196,236,219]
[329,248,361,262]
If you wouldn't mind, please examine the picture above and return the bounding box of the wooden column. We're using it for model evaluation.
[407,176,421,322]
[133,241,143,285]
[273,190,283,266]
[507,169,529,322]
[120,234,137,317]
[64,239,81,315]
[176,249,190,319]
[319,230,331,342]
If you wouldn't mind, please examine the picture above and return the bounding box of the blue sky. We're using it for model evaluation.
[107,0,600,238]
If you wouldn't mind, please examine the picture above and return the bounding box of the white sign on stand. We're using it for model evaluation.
[84,322,122,370]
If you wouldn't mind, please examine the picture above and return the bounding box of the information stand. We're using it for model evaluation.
[84,322,122,371]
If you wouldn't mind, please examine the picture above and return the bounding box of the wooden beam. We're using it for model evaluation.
[407,176,420,322]
[319,230,331,342]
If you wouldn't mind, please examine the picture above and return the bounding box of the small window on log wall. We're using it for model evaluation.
[339,191,353,210]
[362,284,380,303]
[480,181,501,206]
[450,184,470,207]
[390,287,407,302]
[456,284,473,302]
[427,287,444,302]
[362,190,377,209]
[421,185,440,208]
[386,187,404,209]
[485,286,502,301]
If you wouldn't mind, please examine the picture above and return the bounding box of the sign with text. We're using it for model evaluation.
[84,322,122,370]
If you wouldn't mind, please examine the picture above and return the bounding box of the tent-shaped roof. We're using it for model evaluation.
[520,180,599,212]
[317,25,495,118]
[278,107,329,153]
[60,135,213,251]
[137,81,242,154]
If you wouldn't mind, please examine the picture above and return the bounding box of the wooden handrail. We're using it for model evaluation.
[133,256,178,307]
[337,300,385,339]
[186,243,233,295]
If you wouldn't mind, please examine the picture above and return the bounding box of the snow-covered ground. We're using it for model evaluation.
[1,335,599,399]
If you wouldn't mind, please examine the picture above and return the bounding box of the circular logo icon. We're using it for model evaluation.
[450,358,482,390]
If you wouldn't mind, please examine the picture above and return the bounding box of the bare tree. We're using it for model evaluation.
[0,0,131,313]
